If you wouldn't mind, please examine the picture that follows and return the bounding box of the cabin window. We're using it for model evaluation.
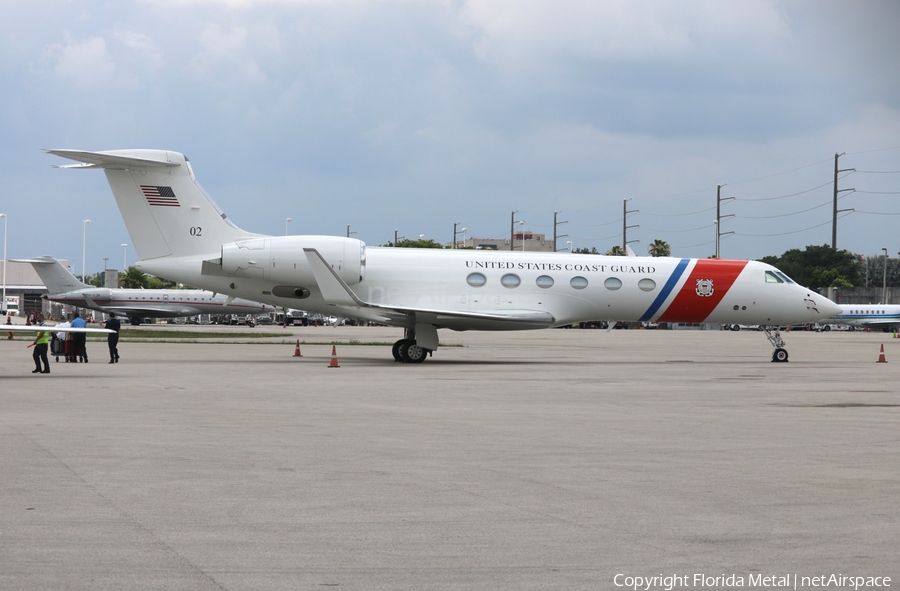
[536,275,554,289]
[638,278,656,292]
[570,276,588,290]
[501,274,521,288]
[604,277,622,291]
[466,272,487,287]
[765,271,783,283]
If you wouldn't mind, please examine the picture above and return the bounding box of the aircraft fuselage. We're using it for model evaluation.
[134,238,835,331]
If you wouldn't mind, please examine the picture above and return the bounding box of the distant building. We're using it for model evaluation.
[449,231,556,252]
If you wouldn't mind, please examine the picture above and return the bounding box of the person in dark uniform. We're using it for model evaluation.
[105,312,121,363]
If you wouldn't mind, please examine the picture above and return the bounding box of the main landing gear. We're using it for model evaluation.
[392,339,429,363]
[391,325,436,363]
[761,325,789,362]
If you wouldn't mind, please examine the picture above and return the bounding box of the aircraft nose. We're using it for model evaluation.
[810,293,841,319]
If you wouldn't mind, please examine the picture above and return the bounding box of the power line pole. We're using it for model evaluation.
[553,211,568,252]
[622,199,639,250]
[832,152,855,249]
[510,211,517,251]
[715,183,735,259]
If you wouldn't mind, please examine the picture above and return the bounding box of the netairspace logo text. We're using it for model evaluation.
[613,573,892,590]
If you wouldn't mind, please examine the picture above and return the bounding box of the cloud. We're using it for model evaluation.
[112,30,165,73]
[47,35,116,89]
[459,0,790,69]
[187,24,270,85]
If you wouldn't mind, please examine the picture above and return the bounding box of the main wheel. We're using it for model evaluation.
[403,343,429,363]
[771,348,789,363]
[392,339,410,362]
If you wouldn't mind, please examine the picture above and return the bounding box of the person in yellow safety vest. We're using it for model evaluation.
[31,313,51,374]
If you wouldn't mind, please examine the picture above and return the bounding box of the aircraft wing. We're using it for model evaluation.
[855,319,900,326]
[5,325,114,334]
[92,305,200,319]
[303,249,556,329]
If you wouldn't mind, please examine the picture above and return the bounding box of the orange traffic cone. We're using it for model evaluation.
[327,345,341,368]
[292,339,303,357]
[877,344,887,363]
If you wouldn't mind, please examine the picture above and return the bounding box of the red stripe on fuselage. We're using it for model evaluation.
[656,260,749,323]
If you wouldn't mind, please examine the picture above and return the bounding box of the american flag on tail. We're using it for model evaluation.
[141,185,180,207]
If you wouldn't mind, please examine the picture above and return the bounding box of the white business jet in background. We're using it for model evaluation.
[824,304,900,332]
[17,256,274,326]
[46,149,841,363]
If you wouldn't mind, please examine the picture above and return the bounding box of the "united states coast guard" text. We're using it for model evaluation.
[466,261,656,274]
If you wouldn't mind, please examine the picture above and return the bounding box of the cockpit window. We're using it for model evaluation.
[774,271,795,284]
[765,271,783,283]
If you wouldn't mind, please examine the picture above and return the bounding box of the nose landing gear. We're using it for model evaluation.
[762,325,789,362]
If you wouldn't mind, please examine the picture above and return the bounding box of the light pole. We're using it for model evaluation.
[460,227,467,248]
[517,221,526,251]
[1,213,7,314]
[858,255,869,288]
[103,258,108,287]
[285,217,292,235]
[882,248,888,304]
[82,219,91,281]
[121,244,128,271]
[566,240,572,252]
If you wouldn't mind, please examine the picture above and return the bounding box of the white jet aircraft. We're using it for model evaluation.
[824,304,900,332]
[17,256,274,325]
[46,149,841,363]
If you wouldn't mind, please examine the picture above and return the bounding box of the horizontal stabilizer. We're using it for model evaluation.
[45,149,180,170]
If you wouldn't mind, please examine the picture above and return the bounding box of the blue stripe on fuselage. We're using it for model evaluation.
[639,258,690,322]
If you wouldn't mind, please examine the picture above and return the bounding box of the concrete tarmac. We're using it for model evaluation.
[1,327,898,590]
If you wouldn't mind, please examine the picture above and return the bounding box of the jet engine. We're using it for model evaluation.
[220,236,366,296]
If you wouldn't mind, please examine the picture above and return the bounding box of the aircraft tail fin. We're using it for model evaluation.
[15,256,87,294]
[46,149,257,261]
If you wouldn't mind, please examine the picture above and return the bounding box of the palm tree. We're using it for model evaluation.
[121,267,149,289]
[648,239,671,257]
[606,245,626,256]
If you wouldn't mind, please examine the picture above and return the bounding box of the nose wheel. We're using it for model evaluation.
[762,326,789,362]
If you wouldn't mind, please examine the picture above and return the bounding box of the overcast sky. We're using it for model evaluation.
[2,0,899,275]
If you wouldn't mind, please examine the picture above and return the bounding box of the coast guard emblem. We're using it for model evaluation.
[695,278,714,297]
